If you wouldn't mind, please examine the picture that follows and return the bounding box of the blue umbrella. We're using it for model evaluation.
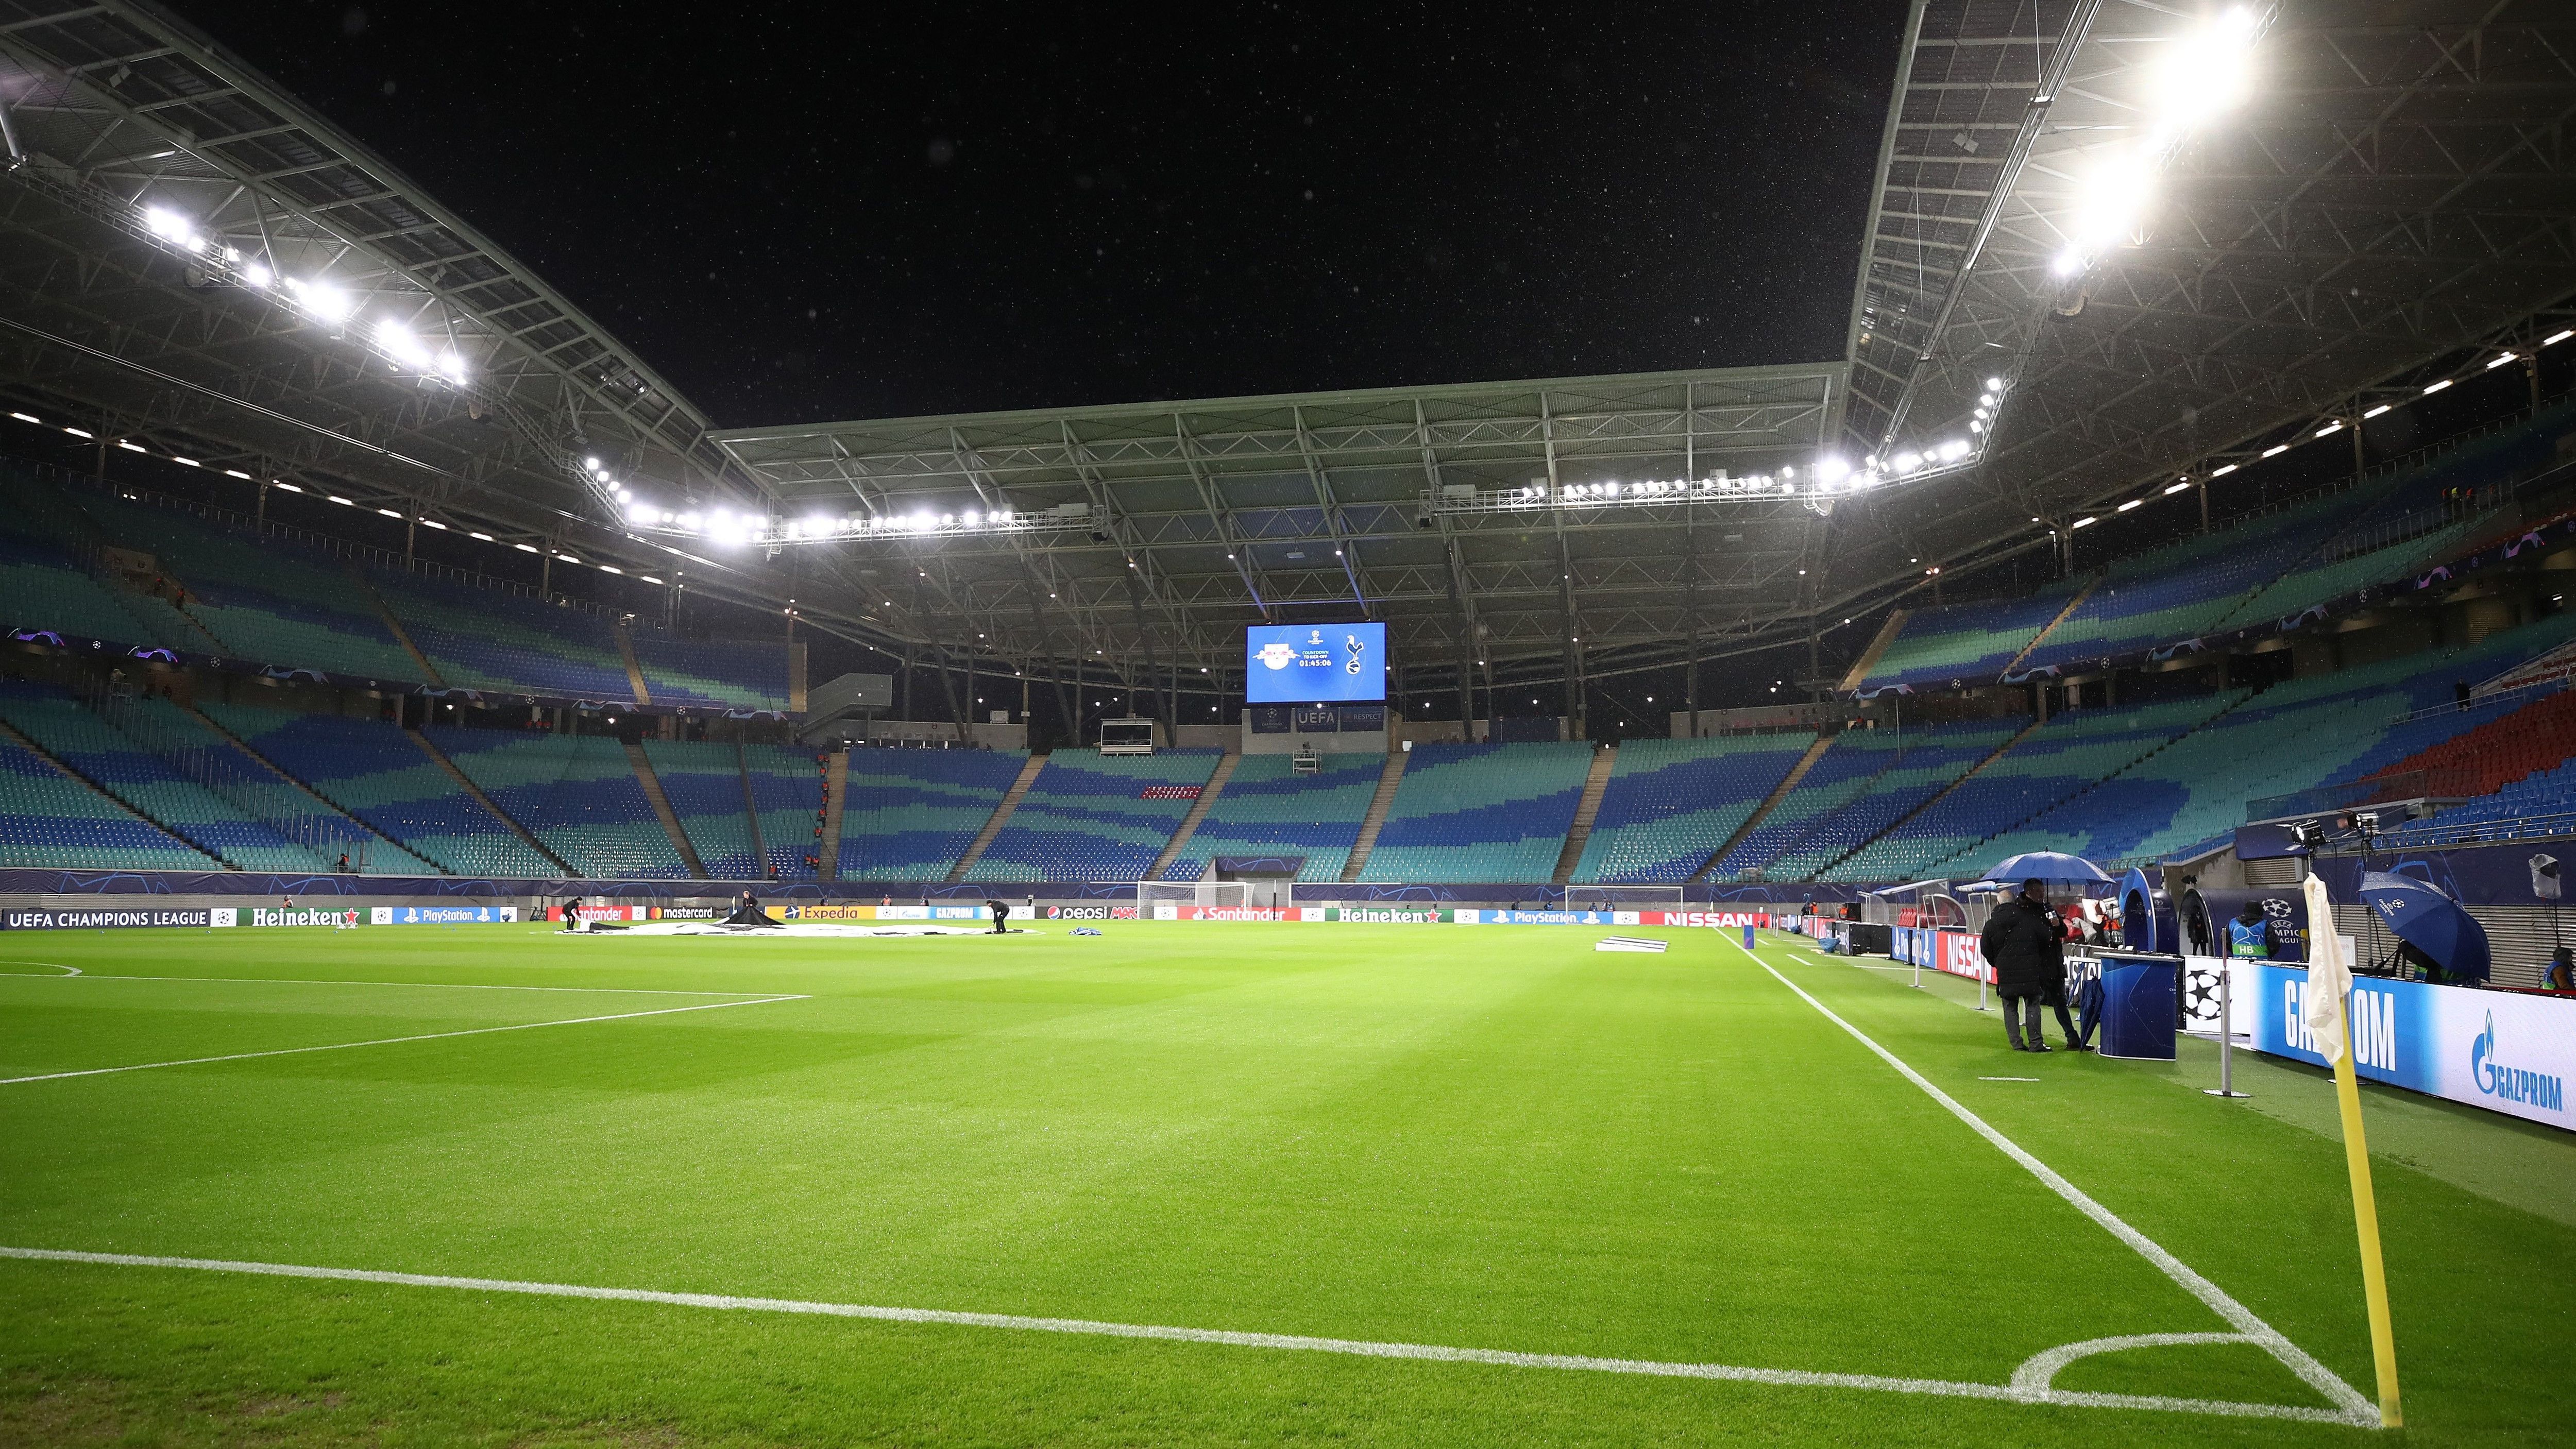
[2359,871,2491,981]
[1988,851,2111,884]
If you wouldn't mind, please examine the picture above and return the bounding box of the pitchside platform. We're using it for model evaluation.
[4,918,2568,1442]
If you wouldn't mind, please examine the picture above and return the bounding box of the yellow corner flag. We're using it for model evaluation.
[2300,875,2402,1427]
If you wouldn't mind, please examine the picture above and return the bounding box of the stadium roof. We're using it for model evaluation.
[709,366,1857,684]
[0,0,2571,695]
[1844,0,2576,587]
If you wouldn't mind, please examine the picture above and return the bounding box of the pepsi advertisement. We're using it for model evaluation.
[1245,622,1386,703]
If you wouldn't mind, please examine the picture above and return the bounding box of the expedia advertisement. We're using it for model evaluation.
[2252,964,2572,1131]
[783,904,878,924]
[784,904,988,922]
[3,908,219,930]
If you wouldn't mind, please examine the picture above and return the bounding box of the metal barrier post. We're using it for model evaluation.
[2204,961,2249,1098]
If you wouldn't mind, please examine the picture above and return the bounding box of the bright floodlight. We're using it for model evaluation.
[372,318,433,369]
[2053,248,2088,277]
[1891,451,1922,474]
[242,261,274,288]
[2067,148,2156,253]
[1938,438,1971,461]
[1815,455,1852,484]
[2146,8,2260,129]
[143,206,197,247]
[1985,377,2004,391]
[436,350,469,385]
[293,280,354,325]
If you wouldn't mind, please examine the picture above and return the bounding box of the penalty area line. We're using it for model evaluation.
[0,1247,2363,1424]
[1727,934,2376,1426]
[0,994,808,1086]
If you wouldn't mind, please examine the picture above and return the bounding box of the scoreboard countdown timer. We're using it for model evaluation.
[1245,621,1386,703]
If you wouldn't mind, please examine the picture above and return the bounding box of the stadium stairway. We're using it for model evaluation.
[405,728,572,875]
[1340,747,1409,881]
[818,749,848,880]
[948,753,1048,882]
[1836,612,1908,691]
[612,620,655,706]
[1811,716,2039,879]
[339,559,448,686]
[622,739,706,877]
[1550,745,1619,883]
[1999,576,2103,678]
[1690,732,1834,880]
[0,714,219,868]
[1147,751,1240,879]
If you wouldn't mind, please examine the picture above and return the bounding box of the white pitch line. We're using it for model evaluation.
[0,969,777,997]
[1728,935,2376,1426]
[0,995,807,1086]
[0,1247,2362,1424]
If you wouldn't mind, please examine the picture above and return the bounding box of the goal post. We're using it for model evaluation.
[1564,884,1687,913]
[1138,880,1249,912]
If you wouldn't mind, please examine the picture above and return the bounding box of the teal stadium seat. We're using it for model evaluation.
[0,682,334,872]
[965,748,1221,882]
[0,731,217,870]
[427,728,686,878]
[1363,741,1594,883]
[838,746,1030,882]
[1572,735,1814,883]
[642,739,761,878]
[1160,751,1382,882]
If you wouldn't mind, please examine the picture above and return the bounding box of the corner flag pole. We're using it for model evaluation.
[2330,1017,2402,1427]
[2302,876,2401,1427]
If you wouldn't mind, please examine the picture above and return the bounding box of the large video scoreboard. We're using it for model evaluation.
[1244,622,1386,703]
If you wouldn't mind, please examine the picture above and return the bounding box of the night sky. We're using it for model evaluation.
[206,2,1908,428]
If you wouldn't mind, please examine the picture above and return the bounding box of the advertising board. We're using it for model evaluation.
[2248,964,2572,1131]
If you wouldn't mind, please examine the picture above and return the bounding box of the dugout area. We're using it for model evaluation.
[3,920,2569,1445]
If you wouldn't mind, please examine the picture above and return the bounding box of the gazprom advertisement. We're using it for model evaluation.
[2249,964,2572,1132]
[1245,622,1386,703]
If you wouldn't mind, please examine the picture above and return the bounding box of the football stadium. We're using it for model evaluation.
[2,2,2573,1444]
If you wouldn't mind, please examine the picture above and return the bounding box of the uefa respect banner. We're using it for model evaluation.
[2249,964,2572,1131]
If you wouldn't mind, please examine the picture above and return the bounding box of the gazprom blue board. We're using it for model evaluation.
[1245,622,1386,703]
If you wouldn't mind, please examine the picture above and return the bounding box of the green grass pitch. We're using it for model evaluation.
[2,920,2570,1446]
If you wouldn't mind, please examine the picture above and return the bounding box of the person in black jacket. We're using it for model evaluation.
[1980,878,2066,1052]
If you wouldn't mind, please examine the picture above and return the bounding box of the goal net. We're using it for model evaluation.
[1138,880,1249,912]
[1564,884,1687,912]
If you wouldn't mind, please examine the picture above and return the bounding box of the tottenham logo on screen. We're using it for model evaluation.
[1344,632,1366,674]
[2471,1010,2564,1112]
[1256,641,1297,670]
